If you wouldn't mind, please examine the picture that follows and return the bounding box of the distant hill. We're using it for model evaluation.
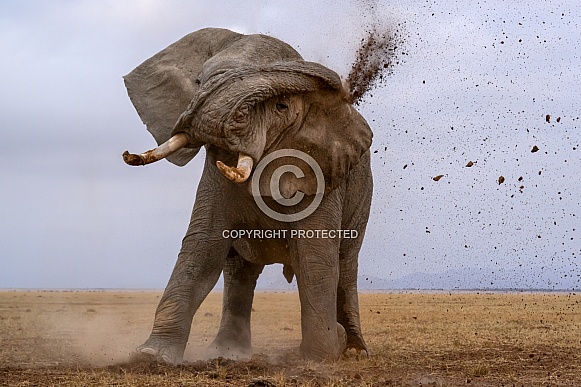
[358,266,580,291]
[246,264,580,291]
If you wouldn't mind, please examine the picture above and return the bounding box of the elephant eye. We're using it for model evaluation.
[276,102,288,112]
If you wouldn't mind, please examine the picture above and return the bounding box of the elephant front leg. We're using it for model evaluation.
[293,235,346,361]
[137,232,230,364]
[207,248,264,359]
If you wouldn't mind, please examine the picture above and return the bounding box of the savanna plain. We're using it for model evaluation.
[1,290,579,386]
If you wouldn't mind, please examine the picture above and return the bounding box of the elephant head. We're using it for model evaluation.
[123,28,372,197]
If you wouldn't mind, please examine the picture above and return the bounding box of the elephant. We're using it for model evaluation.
[122,27,373,364]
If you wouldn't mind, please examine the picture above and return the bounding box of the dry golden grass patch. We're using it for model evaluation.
[1,290,580,386]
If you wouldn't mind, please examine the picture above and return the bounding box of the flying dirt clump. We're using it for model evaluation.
[346,26,403,105]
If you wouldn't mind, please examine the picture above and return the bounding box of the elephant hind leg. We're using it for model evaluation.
[207,248,263,359]
[337,286,369,355]
[337,247,370,356]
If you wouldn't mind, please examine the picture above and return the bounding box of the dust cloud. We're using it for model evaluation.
[3,291,159,367]
[295,0,404,107]
[342,0,404,105]
[346,26,403,105]
[41,300,146,366]
[4,290,298,368]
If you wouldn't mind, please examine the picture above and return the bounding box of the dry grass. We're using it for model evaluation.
[1,290,580,386]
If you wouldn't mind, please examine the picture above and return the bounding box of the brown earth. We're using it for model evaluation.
[347,27,403,105]
[1,291,580,386]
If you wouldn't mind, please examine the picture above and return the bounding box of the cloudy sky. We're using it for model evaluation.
[1,0,579,289]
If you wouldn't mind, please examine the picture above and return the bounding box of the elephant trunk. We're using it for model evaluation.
[123,133,190,166]
[216,153,254,183]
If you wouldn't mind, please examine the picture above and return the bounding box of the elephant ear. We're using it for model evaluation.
[273,93,373,196]
[124,28,242,166]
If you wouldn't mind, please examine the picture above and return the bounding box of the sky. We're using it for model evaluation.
[0,0,579,289]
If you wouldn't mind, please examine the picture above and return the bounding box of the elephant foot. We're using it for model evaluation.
[206,338,252,360]
[133,338,184,365]
[300,323,347,361]
[346,335,370,357]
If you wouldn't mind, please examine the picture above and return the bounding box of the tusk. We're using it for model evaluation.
[123,133,189,166]
[216,153,254,183]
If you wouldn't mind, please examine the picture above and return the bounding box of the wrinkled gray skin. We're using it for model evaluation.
[124,28,373,364]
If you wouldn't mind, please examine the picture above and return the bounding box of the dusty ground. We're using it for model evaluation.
[0,290,580,386]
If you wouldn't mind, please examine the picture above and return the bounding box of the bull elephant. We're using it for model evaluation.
[123,28,373,364]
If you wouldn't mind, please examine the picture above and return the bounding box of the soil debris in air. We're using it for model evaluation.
[346,26,404,105]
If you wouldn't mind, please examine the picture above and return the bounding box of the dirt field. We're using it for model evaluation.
[0,290,579,386]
